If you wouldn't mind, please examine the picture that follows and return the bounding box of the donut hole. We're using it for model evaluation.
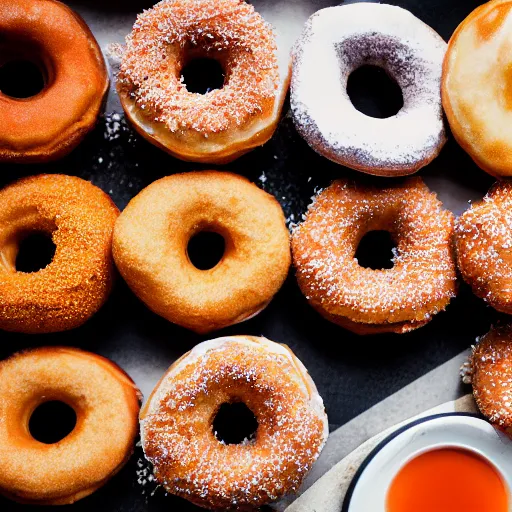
[187,231,226,270]
[212,402,258,445]
[181,57,225,95]
[16,232,56,273]
[0,59,47,99]
[347,65,403,119]
[29,401,77,444]
[355,230,396,270]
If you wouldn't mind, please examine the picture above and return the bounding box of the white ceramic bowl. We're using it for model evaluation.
[343,413,512,512]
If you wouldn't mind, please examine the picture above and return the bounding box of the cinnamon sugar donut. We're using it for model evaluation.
[291,3,447,176]
[140,335,328,510]
[467,325,512,429]
[442,0,512,177]
[455,182,512,313]
[0,347,141,505]
[117,0,288,164]
[0,0,108,163]
[292,178,457,334]
[113,171,290,333]
[0,174,119,333]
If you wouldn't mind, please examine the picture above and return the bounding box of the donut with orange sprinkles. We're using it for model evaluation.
[466,324,512,430]
[117,0,288,164]
[0,347,141,504]
[291,178,458,334]
[140,335,328,510]
[455,181,512,314]
[0,174,119,334]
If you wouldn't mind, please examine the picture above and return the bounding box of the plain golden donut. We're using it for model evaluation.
[292,178,458,334]
[0,347,141,505]
[117,0,289,164]
[0,174,119,333]
[140,335,328,510]
[455,181,512,313]
[442,0,512,177]
[0,0,108,163]
[113,171,291,333]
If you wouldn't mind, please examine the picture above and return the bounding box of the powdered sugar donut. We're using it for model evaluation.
[140,335,328,509]
[291,3,447,177]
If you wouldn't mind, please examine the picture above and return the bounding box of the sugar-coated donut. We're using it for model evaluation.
[0,0,108,163]
[113,171,291,334]
[455,181,512,313]
[442,0,512,177]
[117,0,289,164]
[292,178,457,334]
[0,175,119,333]
[467,325,512,429]
[0,347,141,505]
[291,3,447,177]
[140,335,328,510]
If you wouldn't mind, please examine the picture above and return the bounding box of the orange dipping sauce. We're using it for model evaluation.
[387,448,508,512]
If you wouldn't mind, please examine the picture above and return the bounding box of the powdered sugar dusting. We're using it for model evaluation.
[291,3,447,175]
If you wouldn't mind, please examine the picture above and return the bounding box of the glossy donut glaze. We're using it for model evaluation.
[0,0,108,163]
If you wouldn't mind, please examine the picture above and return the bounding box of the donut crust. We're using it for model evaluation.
[113,171,291,333]
[292,178,457,334]
[140,335,328,510]
[0,174,119,333]
[442,0,512,177]
[0,0,108,163]
[0,347,141,505]
[117,0,288,164]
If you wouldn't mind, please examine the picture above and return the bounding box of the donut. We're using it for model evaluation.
[117,0,289,164]
[454,181,512,313]
[291,3,447,177]
[0,0,108,163]
[140,335,328,510]
[291,178,457,334]
[442,0,512,177]
[0,174,119,334]
[113,171,291,333]
[467,324,512,430]
[0,346,141,505]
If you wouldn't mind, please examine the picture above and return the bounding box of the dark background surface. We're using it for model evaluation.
[0,0,501,510]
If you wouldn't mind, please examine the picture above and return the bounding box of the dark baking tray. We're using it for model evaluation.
[0,0,499,510]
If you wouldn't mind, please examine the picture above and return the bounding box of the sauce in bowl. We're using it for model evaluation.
[387,448,508,512]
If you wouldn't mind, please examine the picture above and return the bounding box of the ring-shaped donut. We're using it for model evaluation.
[117,0,288,164]
[0,174,119,333]
[291,3,447,176]
[0,347,140,505]
[140,335,328,510]
[442,0,512,177]
[292,178,458,334]
[113,171,291,333]
[0,0,108,163]
[455,182,512,313]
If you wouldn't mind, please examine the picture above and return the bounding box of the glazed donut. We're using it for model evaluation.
[140,335,328,510]
[0,347,140,505]
[291,178,457,334]
[0,0,108,163]
[291,3,447,177]
[442,0,512,177]
[467,325,512,429]
[117,0,288,164]
[0,174,119,333]
[113,171,291,333]
[455,181,512,313]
